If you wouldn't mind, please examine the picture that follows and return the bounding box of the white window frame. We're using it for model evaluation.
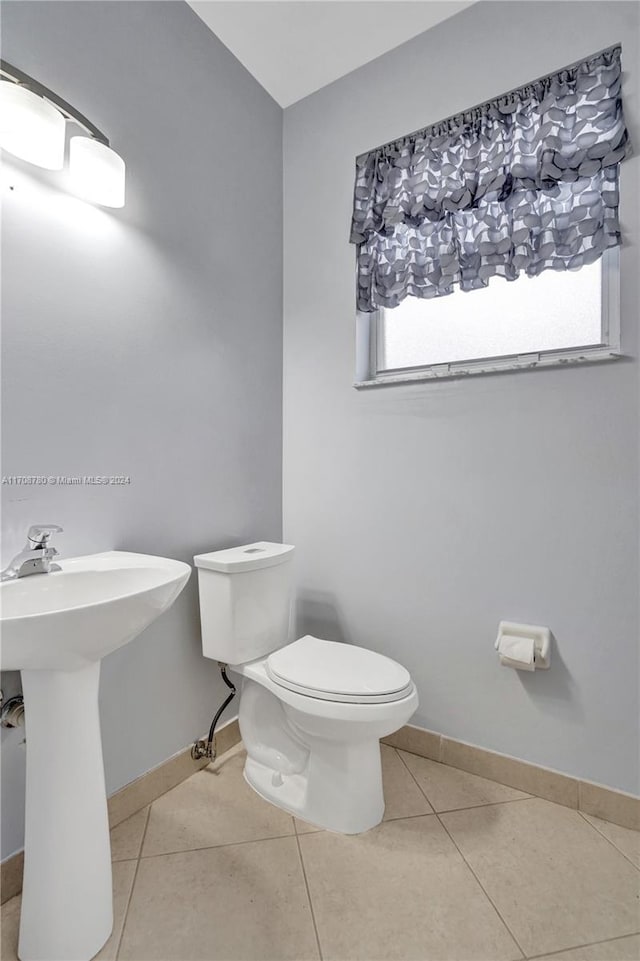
[354,248,621,389]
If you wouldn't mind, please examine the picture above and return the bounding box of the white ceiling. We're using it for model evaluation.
[188,1,473,107]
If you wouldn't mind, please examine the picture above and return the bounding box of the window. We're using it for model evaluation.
[355,249,620,386]
[349,46,630,389]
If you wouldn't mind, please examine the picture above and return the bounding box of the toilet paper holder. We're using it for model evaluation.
[495,621,551,670]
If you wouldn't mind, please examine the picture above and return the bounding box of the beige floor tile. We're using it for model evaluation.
[0,895,20,961]
[381,745,434,819]
[533,933,640,960]
[299,815,522,961]
[400,750,529,812]
[295,817,324,834]
[119,837,319,960]
[110,806,149,861]
[441,798,640,957]
[142,747,295,857]
[96,861,137,961]
[581,813,640,869]
[0,860,136,961]
[0,852,23,907]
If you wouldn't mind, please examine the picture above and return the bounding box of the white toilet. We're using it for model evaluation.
[194,541,418,834]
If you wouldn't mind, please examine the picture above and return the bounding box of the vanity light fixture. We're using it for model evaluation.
[0,60,126,208]
[69,137,126,208]
[0,81,66,169]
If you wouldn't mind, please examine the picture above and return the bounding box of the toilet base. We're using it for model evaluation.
[236,662,418,834]
[243,736,384,834]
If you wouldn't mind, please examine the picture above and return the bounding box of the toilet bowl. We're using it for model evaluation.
[236,635,418,833]
[194,543,418,834]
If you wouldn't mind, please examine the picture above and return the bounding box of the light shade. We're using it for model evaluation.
[69,136,126,208]
[0,81,65,169]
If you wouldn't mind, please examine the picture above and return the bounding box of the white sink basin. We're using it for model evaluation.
[0,551,191,671]
[0,550,191,961]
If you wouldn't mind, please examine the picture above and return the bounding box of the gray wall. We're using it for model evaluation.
[0,1,282,861]
[283,1,639,794]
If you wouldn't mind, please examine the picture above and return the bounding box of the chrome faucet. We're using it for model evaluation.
[1,525,63,581]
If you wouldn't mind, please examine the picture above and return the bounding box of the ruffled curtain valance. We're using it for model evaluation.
[350,46,631,312]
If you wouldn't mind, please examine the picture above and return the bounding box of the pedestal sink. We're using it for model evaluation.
[0,551,191,961]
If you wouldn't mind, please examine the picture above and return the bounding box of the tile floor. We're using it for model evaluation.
[2,744,639,961]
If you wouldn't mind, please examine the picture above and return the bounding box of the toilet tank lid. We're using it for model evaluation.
[194,542,295,573]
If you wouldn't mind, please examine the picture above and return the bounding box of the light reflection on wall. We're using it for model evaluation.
[1,160,119,240]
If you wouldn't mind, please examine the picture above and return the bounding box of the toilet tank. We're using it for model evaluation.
[194,542,295,665]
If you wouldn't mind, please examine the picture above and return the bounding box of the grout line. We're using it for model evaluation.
[436,811,527,960]
[577,811,640,872]
[296,795,532,832]
[394,749,527,959]
[383,811,437,822]
[394,746,439,811]
[294,832,324,961]
[136,806,152,860]
[138,829,299,861]
[526,931,640,960]
[114,805,151,960]
[431,795,533,815]
[394,747,532,816]
[383,797,531,822]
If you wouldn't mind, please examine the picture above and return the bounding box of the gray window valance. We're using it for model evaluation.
[350,46,631,313]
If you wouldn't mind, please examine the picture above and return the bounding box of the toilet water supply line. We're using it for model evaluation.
[191,663,236,761]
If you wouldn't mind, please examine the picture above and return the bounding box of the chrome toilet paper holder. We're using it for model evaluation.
[495,621,551,670]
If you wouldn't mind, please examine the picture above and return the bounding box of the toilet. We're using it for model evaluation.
[194,542,418,834]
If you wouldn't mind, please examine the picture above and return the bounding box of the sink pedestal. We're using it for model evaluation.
[19,663,113,961]
[1,551,192,958]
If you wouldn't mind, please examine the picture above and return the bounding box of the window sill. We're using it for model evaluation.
[353,347,623,389]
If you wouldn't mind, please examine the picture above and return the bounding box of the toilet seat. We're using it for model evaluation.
[266,635,413,704]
